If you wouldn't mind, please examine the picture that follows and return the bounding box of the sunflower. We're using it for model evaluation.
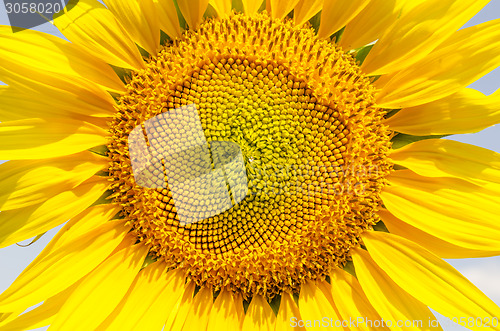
[1,0,500,329]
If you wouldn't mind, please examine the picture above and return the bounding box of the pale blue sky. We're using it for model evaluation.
[0,1,499,330]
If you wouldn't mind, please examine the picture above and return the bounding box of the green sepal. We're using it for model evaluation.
[308,10,322,33]
[160,30,172,46]
[137,44,151,60]
[95,170,110,177]
[325,274,331,284]
[241,298,250,313]
[193,285,201,297]
[141,253,158,269]
[91,190,114,207]
[384,108,401,119]
[331,26,345,43]
[111,211,125,220]
[110,65,134,85]
[268,294,281,316]
[89,145,109,156]
[391,133,449,149]
[204,4,218,19]
[342,260,356,277]
[213,288,221,301]
[353,44,374,65]
[372,220,389,233]
[232,0,244,13]
[172,0,187,30]
[368,75,381,83]
[258,0,266,12]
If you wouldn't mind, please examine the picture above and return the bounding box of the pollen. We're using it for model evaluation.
[108,13,393,299]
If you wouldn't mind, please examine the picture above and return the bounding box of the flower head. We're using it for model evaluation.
[0,0,500,330]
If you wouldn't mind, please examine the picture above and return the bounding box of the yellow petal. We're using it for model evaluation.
[0,27,124,93]
[0,71,115,128]
[376,17,500,109]
[362,0,490,76]
[49,242,149,330]
[98,264,185,330]
[379,209,497,258]
[0,177,108,248]
[382,170,500,253]
[103,0,160,54]
[0,313,19,329]
[318,0,370,40]
[0,311,22,328]
[176,0,210,29]
[242,294,276,331]
[329,268,389,331]
[234,293,245,327]
[153,0,182,38]
[0,81,115,122]
[298,281,343,330]
[181,287,213,330]
[0,313,12,324]
[317,281,351,329]
[275,292,304,331]
[363,231,500,331]
[269,0,300,19]
[0,280,81,331]
[152,269,187,329]
[293,0,323,26]
[54,0,145,70]
[0,118,107,160]
[207,290,243,330]
[390,139,500,186]
[210,0,233,17]
[21,204,122,276]
[0,71,115,125]
[352,247,442,331]
[0,152,106,210]
[0,220,130,312]
[385,88,500,135]
[242,0,265,15]
[165,281,196,331]
[340,0,413,51]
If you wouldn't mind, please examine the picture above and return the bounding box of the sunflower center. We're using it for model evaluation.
[108,13,392,299]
